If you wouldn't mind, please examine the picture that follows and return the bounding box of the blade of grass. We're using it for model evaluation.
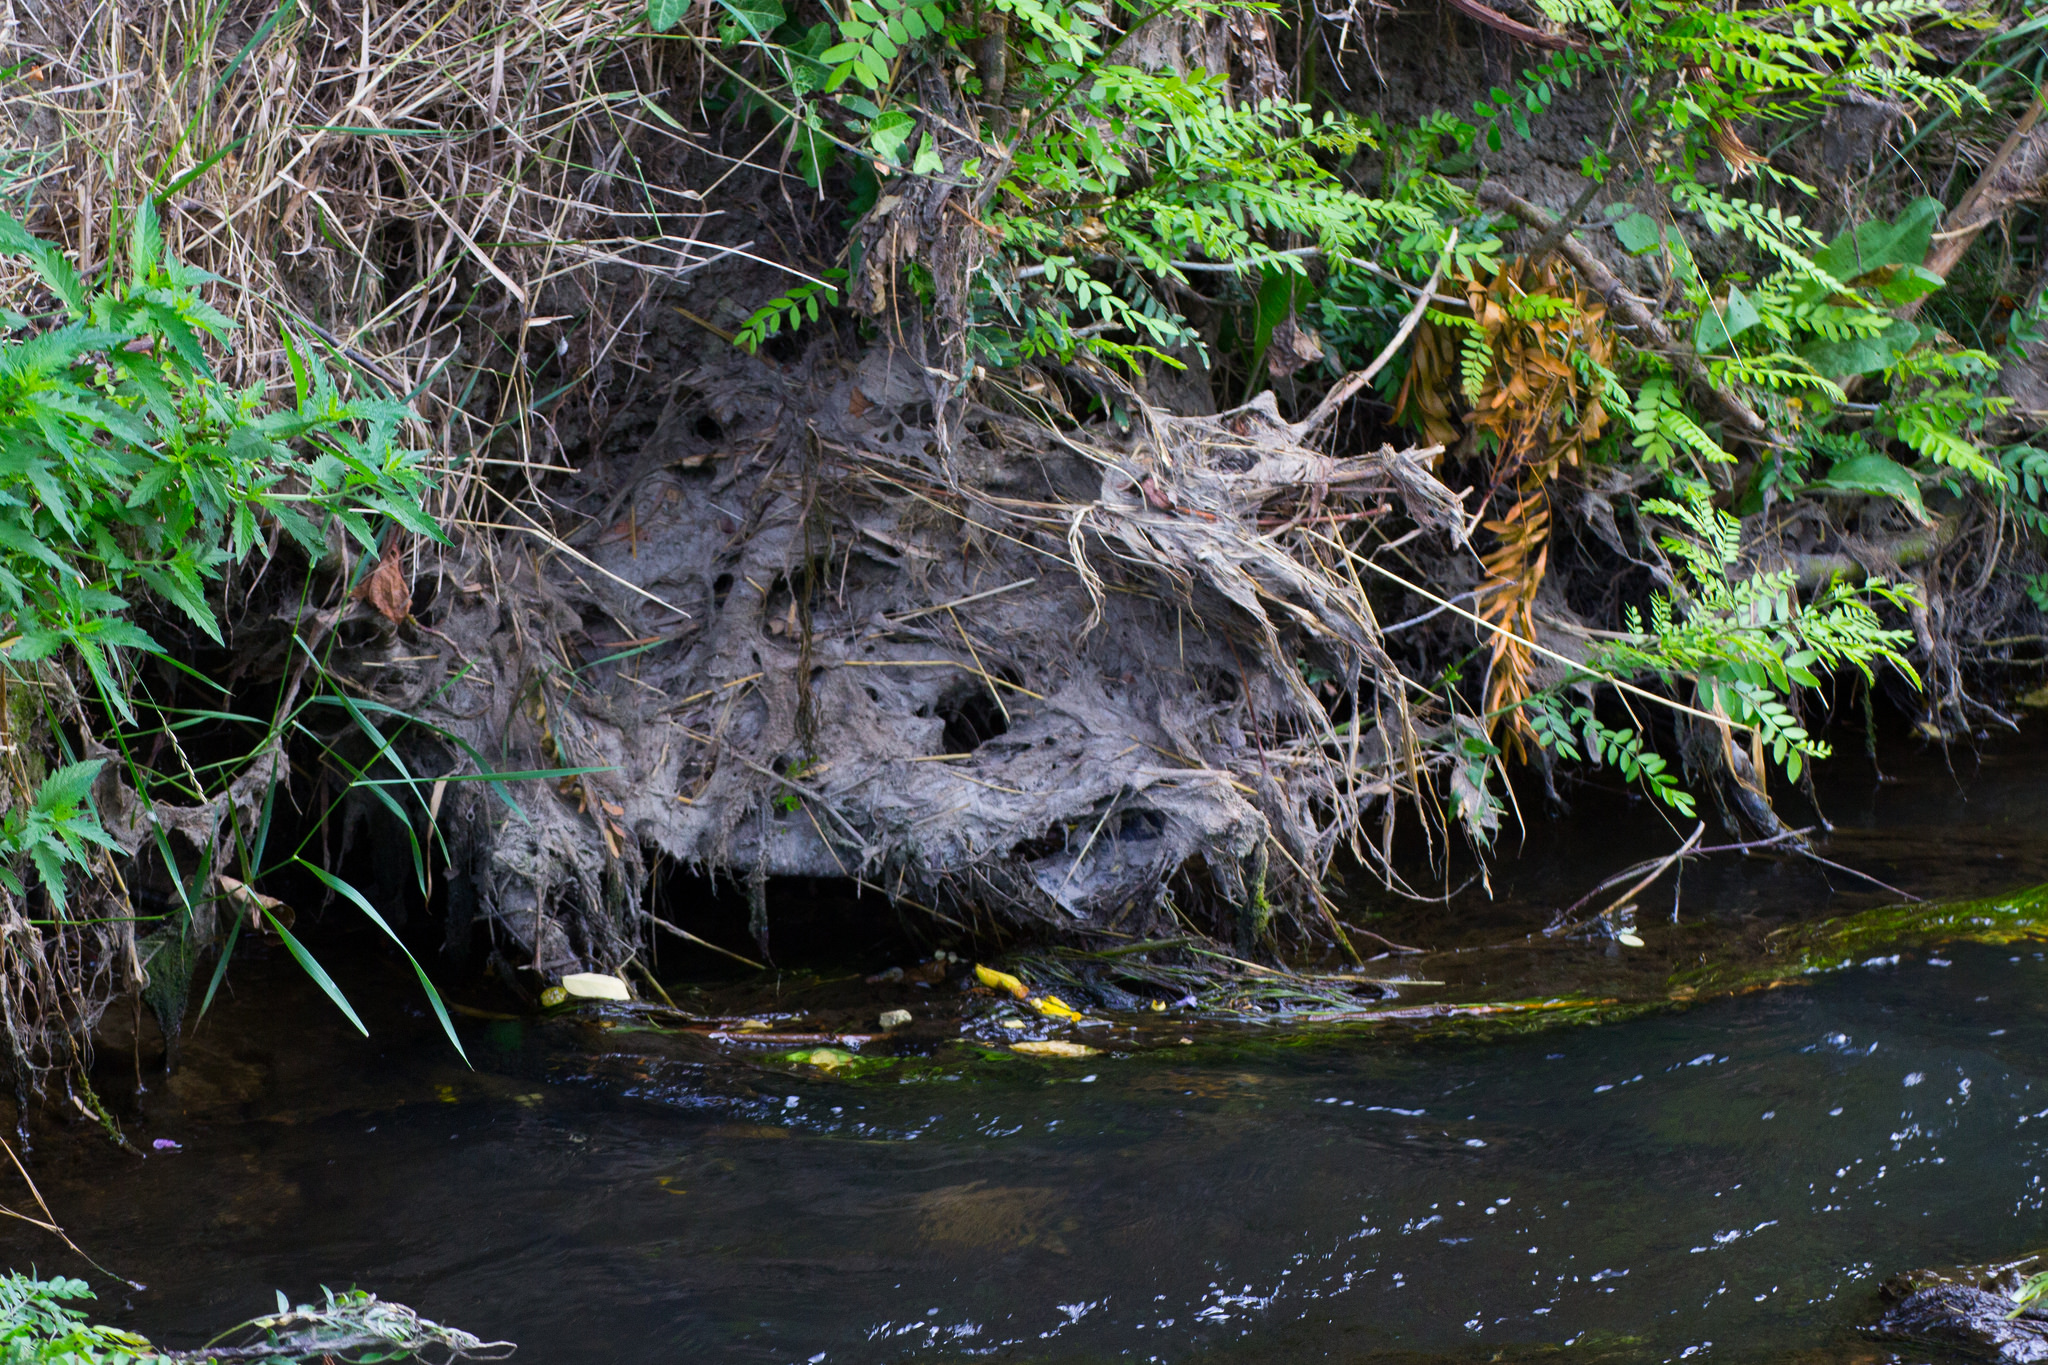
[265,909,367,1036]
[197,914,242,1017]
[346,766,613,785]
[297,858,468,1064]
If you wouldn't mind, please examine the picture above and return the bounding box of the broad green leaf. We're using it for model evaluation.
[1693,284,1759,353]
[1871,264,1944,306]
[648,0,690,27]
[869,109,917,162]
[1614,212,1664,255]
[715,0,783,43]
[1814,197,1941,280]
[1815,453,1928,522]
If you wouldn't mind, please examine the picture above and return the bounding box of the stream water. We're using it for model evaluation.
[6,729,2048,1364]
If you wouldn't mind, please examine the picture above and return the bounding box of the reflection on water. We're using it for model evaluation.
[5,941,2047,1365]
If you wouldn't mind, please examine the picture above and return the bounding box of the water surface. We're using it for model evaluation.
[6,729,2046,1364]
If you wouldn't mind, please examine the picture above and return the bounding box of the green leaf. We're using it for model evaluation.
[1814,197,1941,281]
[1693,285,1759,353]
[130,201,163,282]
[869,109,916,162]
[715,0,783,43]
[199,914,243,1017]
[33,760,104,814]
[648,0,690,29]
[299,859,469,1064]
[267,910,368,1036]
[1815,453,1928,522]
[1871,264,1943,306]
[1798,320,1921,378]
[1614,212,1664,255]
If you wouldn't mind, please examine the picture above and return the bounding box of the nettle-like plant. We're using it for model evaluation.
[0,204,436,713]
[0,203,422,906]
[0,204,492,1058]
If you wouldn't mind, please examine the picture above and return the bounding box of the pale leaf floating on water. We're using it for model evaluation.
[1616,932,1646,948]
[1012,1040,1098,1058]
[560,972,631,1001]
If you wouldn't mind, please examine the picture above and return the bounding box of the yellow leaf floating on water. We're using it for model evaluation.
[974,964,1030,999]
[1029,994,1084,1021]
[791,1047,855,1069]
[1012,1040,1098,1058]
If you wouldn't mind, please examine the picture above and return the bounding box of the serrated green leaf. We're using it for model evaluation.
[869,108,916,162]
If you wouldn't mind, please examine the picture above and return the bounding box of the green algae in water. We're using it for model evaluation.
[778,1047,899,1079]
[1670,882,2048,998]
[1145,883,2048,1057]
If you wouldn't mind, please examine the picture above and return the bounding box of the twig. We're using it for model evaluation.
[1295,229,1458,435]
[0,1135,141,1288]
[1339,923,1427,954]
[644,912,769,970]
[1381,587,1485,633]
[1547,821,1704,936]
[1316,532,1763,734]
[1794,849,1923,903]
[1906,88,2048,315]
[1441,0,1587,49]
[887,577,1038,623]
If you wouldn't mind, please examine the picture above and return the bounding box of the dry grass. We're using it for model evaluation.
[0,0,722,516]
[0,0,749,1111]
